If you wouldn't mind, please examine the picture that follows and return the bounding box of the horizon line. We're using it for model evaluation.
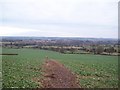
[0,35,118,39]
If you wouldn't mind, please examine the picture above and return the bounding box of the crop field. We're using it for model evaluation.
[2,48,118,88]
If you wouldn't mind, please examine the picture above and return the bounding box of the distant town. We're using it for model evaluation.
[1,36,119,56]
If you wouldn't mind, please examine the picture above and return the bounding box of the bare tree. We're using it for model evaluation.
[106,47,114,54]
[96,46,104,54]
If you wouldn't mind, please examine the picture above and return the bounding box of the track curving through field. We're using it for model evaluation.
[41,60,80,88]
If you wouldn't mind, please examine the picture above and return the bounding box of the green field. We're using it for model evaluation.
[2,48,118,88]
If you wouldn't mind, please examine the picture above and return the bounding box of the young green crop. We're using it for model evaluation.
[2,48,118,88]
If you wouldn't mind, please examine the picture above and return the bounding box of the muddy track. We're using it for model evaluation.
[41,60,80,88]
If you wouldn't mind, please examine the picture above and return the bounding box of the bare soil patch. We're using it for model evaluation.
[41,60,80,88]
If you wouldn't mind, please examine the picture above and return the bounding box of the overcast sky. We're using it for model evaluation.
[0,0,119,38]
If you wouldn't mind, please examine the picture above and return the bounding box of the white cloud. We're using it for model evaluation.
[0,24,118,38]
[1,0,118,24]
[0,26,36,35]
[0,0,118,38]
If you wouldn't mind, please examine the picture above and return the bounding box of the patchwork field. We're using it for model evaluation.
[2,48,118,88]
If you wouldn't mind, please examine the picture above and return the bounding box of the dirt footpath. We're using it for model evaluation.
[41,60,80,88]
